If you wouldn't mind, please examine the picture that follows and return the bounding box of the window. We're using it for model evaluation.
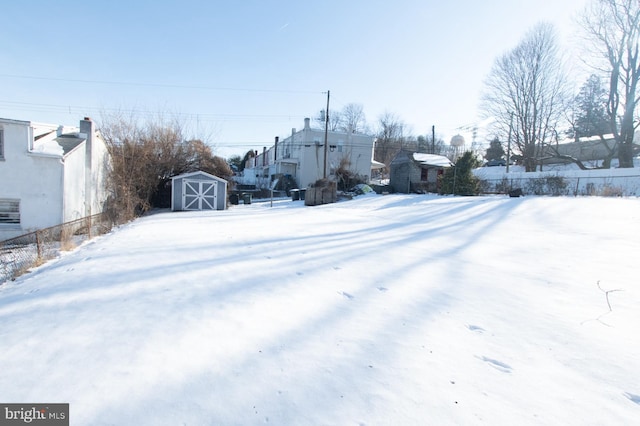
[421,168,429,181]
[0,199,20,224]
[0,128,4,160]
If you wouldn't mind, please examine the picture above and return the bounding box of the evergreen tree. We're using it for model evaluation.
[439,151,481,195]
[570,74,610,140]
[227,154,243,172]
[485,137,505,161]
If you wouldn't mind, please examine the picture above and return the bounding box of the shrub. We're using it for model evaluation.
[334,157,366,191]
[525,175,567,196]
[439,152,481,195]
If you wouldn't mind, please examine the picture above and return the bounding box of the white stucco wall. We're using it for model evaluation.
[0,118,110,241]
[297,127,374,188]
[63,145,86,222]
[243,119,375,190]
[0,120,64,239]
[89,133,110,215]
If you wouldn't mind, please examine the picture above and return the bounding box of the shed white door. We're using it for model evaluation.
[183,179,217,210]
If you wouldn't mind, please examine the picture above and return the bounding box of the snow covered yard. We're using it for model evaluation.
[1,194,639,425]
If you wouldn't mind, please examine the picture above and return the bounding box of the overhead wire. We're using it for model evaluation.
[0,74,382,154]
[0,73,324,95]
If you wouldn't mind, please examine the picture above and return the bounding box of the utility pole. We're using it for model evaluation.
[506,112,513,173]
[432,125,435,154]
[323,90,330,179]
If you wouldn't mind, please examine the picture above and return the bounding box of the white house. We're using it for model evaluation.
[241,118,376,190]
[0,117,110,240]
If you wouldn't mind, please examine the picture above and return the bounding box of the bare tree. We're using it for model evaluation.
[373,112,406,168]
[315,103,368,133]
[416,134,446,155]
[579,0,640,168]
[99,112,231,220]
[339,103,368,133]
[482,23,569,172]
[314,109,340,131]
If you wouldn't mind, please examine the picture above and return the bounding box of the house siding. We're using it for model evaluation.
[390,151,416,193]
[390,151,450,193]
[242,119,375,190]
[63,146,86,222]
[0,121,64,239]
[0,118,109,240]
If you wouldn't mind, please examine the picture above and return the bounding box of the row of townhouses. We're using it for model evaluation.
[239,118,380,190]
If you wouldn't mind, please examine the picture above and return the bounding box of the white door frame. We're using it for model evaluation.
[182,179,218,210]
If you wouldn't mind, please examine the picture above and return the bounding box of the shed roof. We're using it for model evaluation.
[412,153,453,168]
[172,170,228,183]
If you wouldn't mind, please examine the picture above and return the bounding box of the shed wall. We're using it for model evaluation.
[171,173,227,211]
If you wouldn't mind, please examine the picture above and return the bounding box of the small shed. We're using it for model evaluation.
[390,150,452,193]
[171,171,228,211]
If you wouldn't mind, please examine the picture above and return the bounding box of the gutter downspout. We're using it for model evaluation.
[80,118,93,218]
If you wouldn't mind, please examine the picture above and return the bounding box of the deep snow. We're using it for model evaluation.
[1,194,639,425]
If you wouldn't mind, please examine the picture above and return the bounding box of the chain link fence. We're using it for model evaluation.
[1,213,114,284]
[478,174,640,197]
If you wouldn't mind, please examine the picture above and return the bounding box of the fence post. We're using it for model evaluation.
[88,215,92,240]
[36,230,43,261]
[574,177,580,197]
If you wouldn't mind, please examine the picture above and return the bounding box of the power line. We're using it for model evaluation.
[0,73,323,95]
[0,100,308,122]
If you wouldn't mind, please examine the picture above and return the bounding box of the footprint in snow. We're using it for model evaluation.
[339,291,354,300]
[467,325,485,333]
[624,392,640,405]
[377,287,388,292]
[477,356,512,373]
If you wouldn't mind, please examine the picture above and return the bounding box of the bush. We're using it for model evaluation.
[100,113,232,220]
[439,152,481,195]
[600,184,624,197]
[525,175,567,196]
[334,157,366,191]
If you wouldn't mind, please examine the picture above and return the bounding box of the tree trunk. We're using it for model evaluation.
[618,142,635,168]
[618,97,636,168]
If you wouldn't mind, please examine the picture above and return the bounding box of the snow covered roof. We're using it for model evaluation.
[371,159,385,169]
[412,153,453,168]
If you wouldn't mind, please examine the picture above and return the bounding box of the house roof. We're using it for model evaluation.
[371,159,385,169]
[56,134,85,155]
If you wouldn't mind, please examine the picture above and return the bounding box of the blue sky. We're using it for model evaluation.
[1,0,588,158]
